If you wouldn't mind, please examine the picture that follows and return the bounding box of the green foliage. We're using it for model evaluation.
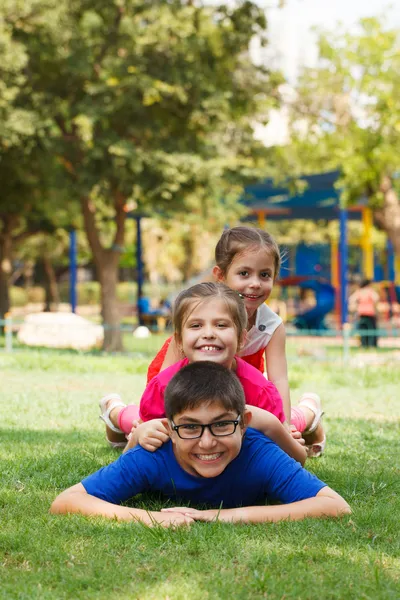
[26,286,45,304]
[0,0,282,345]
[58,281,100,305]
[9,286,28,307]
[12,280,173,307]
[0,0,279,209]
[1,349,399,598]
[9,285,44,307]
[279,15,400,250]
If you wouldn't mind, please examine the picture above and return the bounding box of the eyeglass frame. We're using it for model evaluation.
[170,414,242,439]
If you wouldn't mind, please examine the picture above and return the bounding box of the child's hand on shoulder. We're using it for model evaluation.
[290,425,305,446]
[135,419,170,452]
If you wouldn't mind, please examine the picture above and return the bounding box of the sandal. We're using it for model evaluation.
[99,393,127,448]
[298,393,326,458]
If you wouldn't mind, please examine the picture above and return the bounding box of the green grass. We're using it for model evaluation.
[1,348,399,599]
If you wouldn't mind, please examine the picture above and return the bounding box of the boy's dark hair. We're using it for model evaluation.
[164,361,245,420]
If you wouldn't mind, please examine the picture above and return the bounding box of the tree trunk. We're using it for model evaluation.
[98,252,123,352]
[375,175,400,256]
[80,195,126,352]
[181,230,196,281]
[0,222,13,325]
[43,254,60,311]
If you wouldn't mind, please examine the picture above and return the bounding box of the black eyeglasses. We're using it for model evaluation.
[170,415,241,439]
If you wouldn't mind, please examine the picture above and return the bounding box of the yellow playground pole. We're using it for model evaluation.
[257,211,265,228]
[331,239,341,327]
[361,207,374,279]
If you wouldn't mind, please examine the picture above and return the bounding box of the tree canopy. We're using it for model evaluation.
[1,0,282,348]
[280,16,400,255]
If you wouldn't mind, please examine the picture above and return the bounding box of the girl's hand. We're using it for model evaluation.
[290,425,305,446]
[135,419,170,452]
[126,420,140,440]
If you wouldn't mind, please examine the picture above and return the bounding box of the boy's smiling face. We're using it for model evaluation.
[168,401,251,478]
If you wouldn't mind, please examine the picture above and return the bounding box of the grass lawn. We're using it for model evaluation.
[1,347,399,599]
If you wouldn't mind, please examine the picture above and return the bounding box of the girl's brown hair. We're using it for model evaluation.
[173,282,247,346]
[215,226,281,280]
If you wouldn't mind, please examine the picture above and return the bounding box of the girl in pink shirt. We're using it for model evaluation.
[100,283,324,461]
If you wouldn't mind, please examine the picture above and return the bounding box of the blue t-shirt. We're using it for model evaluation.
[82,429,326,508]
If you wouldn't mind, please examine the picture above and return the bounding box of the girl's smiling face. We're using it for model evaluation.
[178,298,240,369]
[214,248,275,320]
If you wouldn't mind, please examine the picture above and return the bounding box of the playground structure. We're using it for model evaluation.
[65,169,399,332]
[275,275,336,331]
[243,170,400,330]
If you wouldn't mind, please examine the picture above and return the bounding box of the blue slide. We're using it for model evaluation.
[293,280,336,331]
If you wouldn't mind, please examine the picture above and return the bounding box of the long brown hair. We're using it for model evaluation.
[215,226,281,280]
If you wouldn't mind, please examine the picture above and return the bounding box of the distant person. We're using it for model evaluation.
[51,362,350,527]
[349,279,379,348]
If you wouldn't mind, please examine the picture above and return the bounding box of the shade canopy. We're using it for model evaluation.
[242,170,363,221]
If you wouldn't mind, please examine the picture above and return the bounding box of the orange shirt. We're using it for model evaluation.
[354,288,379,317]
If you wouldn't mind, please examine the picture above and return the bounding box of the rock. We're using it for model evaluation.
[17,312,104,350]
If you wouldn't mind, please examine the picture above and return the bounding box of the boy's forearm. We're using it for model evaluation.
[206,489,350,523]
[50,485,150,523]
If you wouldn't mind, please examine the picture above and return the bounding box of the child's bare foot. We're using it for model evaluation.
[99,394,127,448]
[298,393,326,458]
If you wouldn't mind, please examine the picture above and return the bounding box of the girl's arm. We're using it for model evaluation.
[246,406,306,465]
[50,483,193,527]
[264,323,291,420]
[162,487,351,523]
[160,337,182,371]
[124,419,169,453]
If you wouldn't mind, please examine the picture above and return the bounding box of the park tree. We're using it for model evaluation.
[280,16,400,257]
[0,141,73,322]
[0,6,33,320]
[0,2,72,322]
[6,0,281,350]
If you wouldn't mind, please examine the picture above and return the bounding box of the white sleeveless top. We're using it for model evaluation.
[239,303,282,357]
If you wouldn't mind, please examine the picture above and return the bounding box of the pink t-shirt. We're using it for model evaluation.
[355,288,379,317]
[139,357,285,423]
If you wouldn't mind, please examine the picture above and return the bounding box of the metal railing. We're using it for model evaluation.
[1,314,399,359]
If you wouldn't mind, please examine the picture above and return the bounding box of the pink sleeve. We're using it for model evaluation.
[139,377,166,422]
[255,381,286,423]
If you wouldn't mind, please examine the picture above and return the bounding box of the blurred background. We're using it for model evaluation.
[1,0,399,353]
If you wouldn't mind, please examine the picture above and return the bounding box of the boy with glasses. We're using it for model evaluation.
[51,362,350,527]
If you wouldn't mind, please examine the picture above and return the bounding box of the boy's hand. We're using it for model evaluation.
[134,419,170,452]
[161,507,216,522]
[148,511,194,527]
